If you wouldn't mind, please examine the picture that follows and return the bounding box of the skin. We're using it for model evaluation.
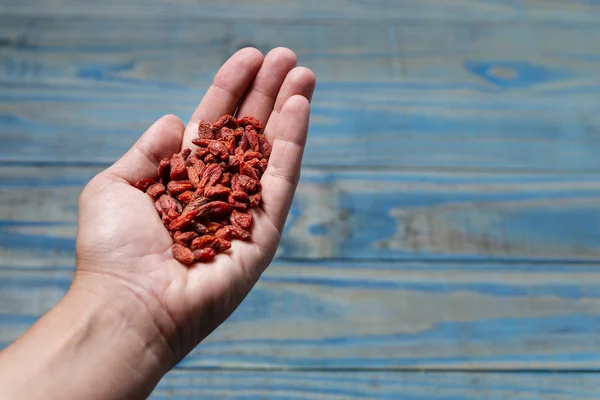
[0,47,316,400]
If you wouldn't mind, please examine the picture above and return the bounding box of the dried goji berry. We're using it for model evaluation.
[193,247,216,262]
[220,172,233,187]
[236,116,263,131]
[174,231,199,246]
[215,225,251,241]
[212,114,237,130]
[177,190,197,204]
[204,154,217,164]
[181,148,192,161]
[240,161,259,181]
[235,175,260,194]
[172,244,195,265]
[157,158,171,182]
[206,221,223,234]
[190,235,219,251]
[188,163,203,189]
[199,164,222,189]
[147,183,166,198]
[192,138,211,148]
[231,209,252,230]
[243,151,263,161]
[208,140,229,160]
[169,153,188,181]
[134,178,156,192]
[167,180,193,196]
[204,184,231,199]
[245,126,261,152]
[258,135,272,158]
[198,121,214,140]
[231,190,249,202]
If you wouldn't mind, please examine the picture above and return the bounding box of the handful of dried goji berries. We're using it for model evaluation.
[133,114,271,265]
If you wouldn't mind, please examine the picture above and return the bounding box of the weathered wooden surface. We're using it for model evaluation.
[4,259,600,369]
[2,0,600,23]
[150,370,600,399]
[1,19,600,171]
[1,0,600,397]
[3,166,600,261]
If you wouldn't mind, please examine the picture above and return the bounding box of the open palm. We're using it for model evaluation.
[73,48,315,362]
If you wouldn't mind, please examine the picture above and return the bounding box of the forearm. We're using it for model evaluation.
[0,278,173,400]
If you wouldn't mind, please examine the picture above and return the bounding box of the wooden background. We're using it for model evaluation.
[2,0,600,398]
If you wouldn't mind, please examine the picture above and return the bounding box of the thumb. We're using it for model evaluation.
[106,114,185,184]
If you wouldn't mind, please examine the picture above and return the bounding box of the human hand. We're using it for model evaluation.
[75,47,315,365]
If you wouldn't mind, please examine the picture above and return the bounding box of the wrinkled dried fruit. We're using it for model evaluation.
[198,121,214,140]
[258,135,272,158]
[174,231,199,246]
[134,178,156,192]
[178,190,197,204]
[212,114,237,130]
[199,164,223,189]
[231,210,252,230]
[172,244,195,265]
[133,114,269,264]
[147,183,166,198]
[167,180,193,195]
[170,153,188,181]
[204,184,231,199]
[208,140,229,160]
[158,158,171,182]
[236,116,263,131]
[193,248,216,262]
[215,225,251,241]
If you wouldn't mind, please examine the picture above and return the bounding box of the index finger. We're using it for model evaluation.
[182,48,264,149]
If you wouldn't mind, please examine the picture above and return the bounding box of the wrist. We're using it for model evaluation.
[0,271,175,400]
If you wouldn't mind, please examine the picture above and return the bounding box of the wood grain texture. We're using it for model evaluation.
[3,166,600,261]
[2,0,600,23]
[149,370,600,399]
[4,260,600,369]
[1,19,600,171]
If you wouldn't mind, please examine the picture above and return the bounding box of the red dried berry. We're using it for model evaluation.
[199,164,223,189]
[208,140,230,160]
[147,183,166,198]
[172,244,195,265]
[157,158,171,182]
[212,114,237,130]
[194,247,216,262]
[231,210,252,230]
[192,138,211,148]
[134,178,156,192]
[245,126,261,152]
[204,154,217,164]
[236,116,263,131]
[215,225,251,241]
[220,172,233,187]
[204,184,231,199]
[258,135,272,159]
[167,180,193,196]
[177,190,197,205]
[170,153,188,181]
[198,121,214,140]
[174,231,199,246]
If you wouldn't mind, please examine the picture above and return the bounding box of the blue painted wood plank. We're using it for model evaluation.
[4,261,600,369]
[1,0,599,23]
[3,166,600,261]
[150,370,600,399]
[1,20,600,171]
